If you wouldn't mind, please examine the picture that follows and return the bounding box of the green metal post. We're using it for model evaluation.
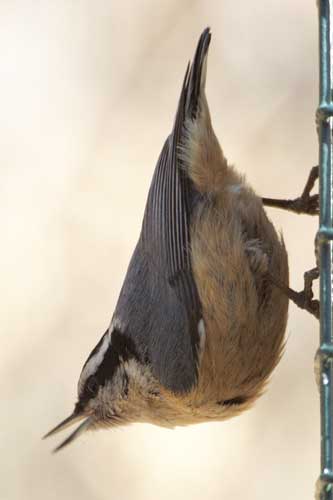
[317,1,333,499]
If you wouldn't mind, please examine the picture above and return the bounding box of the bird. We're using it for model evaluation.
[44,27,290,452]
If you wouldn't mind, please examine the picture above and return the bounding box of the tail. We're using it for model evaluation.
[185,27,211,120]
[175,28,228,193]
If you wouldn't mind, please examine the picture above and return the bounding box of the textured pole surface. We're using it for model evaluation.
[317,1,333,499]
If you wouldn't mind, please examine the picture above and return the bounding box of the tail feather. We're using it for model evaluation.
[185,27,211,120]
[175,28,229,194]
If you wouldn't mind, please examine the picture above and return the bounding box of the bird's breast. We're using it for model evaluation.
[188,185,289,407]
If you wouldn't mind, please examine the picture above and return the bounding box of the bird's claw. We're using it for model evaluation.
[262,165,319,216]
[268,267,320,319]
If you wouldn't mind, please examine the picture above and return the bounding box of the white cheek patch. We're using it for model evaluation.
[79,330,111,391]
[123,358,154,390]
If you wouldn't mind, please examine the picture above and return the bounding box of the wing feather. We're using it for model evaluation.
[114,29,212,393]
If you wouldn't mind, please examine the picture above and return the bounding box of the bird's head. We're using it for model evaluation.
[44,323,164,451]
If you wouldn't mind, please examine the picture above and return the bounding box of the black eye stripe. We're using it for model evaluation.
[87,376,99,395]
[80,375,99,400]
[111,329,141,361]
[81,328,141,402]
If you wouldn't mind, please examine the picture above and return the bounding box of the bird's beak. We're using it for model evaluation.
[43,409,93,453]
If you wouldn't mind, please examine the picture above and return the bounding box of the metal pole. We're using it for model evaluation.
[317,1,333,499]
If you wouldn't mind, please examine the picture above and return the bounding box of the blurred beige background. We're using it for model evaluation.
[1,1,319,499]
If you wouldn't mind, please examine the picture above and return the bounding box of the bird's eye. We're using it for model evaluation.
[86,375,99,396]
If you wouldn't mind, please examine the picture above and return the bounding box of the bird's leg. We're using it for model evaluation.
[262,166,319,215]
[268,267,320,319]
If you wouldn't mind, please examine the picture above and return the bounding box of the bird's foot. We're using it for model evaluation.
[262,165,319,215]
[268,267,319,319]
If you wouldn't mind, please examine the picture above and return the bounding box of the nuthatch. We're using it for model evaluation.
[45,28,319,452]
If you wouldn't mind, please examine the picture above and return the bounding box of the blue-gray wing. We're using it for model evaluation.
[113,29,211,393]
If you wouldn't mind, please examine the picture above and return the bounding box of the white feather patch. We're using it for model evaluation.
[198,318,206,357]
[80,330,111,385]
